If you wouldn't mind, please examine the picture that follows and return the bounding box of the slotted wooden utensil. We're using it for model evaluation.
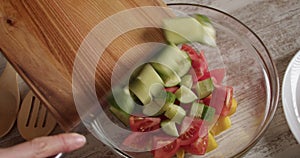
[0,0,174,131]
[0,62,20,137]
[17,91,56,140]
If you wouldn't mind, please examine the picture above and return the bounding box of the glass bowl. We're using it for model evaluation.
[73,3,279,158]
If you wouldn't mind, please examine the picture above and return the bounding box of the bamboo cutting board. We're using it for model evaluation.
[0,0,174,131]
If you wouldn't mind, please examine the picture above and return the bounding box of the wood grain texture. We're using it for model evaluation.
[0,0,172,131]
[0,0,300,158]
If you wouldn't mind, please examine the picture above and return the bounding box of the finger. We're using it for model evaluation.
[0,133,86,158]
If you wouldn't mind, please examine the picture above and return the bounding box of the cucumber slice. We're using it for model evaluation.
[175,85,198,104]
[136,64,164,87]
[151,45,191,77]
[129,64,164,105]
[129,79,151,105]
[163,15,216,47]
[108,86,135,114]
[202,105,216,122]
[180,74,193,89]
[109,105,130,126]
[196,78,214,99]
[193,14,217,47]
[189,102,205,118]
[165,104,186,124]
[161,120,179,137]
[163,17,203,44]
[151,63,181,87]
[143,92,176,116]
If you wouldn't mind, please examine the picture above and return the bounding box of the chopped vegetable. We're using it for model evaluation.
[111,14,238,157]
[109,106,130,126]
[189,102,205,118]
[164,104,186,124]
[182,134,208,155]
[176,148,185,158]
[196,78,215,99]
[143,92,176,116]
[220,86,233,116]
[161,120,179,137]
[129,116,161,132]
[175,85,198,103]
[206,132,218,153]
[210,116,232,136]
[152,137,181,158]
[180,74,193,89]
[228,98,238,116]
[202,105,216,122]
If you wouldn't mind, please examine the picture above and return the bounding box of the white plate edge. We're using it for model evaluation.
[282,50,300,144]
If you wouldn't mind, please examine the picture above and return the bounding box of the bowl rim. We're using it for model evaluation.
[166,2,280,157]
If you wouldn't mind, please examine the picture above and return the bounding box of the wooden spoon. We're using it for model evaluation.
[17,91,57,140]
[0,62,20,138]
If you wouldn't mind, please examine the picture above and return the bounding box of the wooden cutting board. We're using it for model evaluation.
[0,0,174,131]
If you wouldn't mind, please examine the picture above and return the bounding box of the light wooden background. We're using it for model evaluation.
[1,0,300,157]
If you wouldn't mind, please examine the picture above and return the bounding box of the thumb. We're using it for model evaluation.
[0,133,86,158]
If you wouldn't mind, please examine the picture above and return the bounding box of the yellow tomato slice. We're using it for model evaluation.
[228,98,238,116]
[210,116,231,136]
[206,132,218,153]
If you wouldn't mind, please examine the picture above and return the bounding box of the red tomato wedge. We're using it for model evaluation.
[220,86,233,116]
[179,117,206,146]
[129,116,161,132]
[182,134,208,155]
[152,137,181,158]
[165,86,179,93]
[208,85,227,116]
[201,95,212,106]
[198,68,226,83]
[122,132,152,151]
[181,44,208,80]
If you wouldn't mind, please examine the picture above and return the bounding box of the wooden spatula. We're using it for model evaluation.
[0,0,174,131]
[17,91,57,140]
[0,62,20,137]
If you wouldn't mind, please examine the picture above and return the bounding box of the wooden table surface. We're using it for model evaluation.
[1,0,299,157]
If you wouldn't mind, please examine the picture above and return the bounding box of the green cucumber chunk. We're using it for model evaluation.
[109,106,130,126]
[164,104,186,124]
[163,17,203,44]
[129,64,164,105]
[196,78,214,99]
[202,105,216,122]
[189,102,205,118]
[108,86,135,114]
[151,63,181,87]
[143,92,176,116]
[180,74,193,89]
[136,64,164,87]
[151,45,191,77]
[163,15,216,47]
[129,79,150,105]
[175,85,198,103]
[193,14,217,47]
[161,120,179,137]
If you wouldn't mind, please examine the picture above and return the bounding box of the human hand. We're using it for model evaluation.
[0,133,86,158]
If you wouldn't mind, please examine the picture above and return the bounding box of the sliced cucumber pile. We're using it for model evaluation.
[108,13,225,145]
[163,14,216,46]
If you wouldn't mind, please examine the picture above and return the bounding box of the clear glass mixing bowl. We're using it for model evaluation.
[73,3,280,158]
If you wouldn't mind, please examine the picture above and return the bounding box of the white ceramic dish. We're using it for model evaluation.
[282,50,300,144]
